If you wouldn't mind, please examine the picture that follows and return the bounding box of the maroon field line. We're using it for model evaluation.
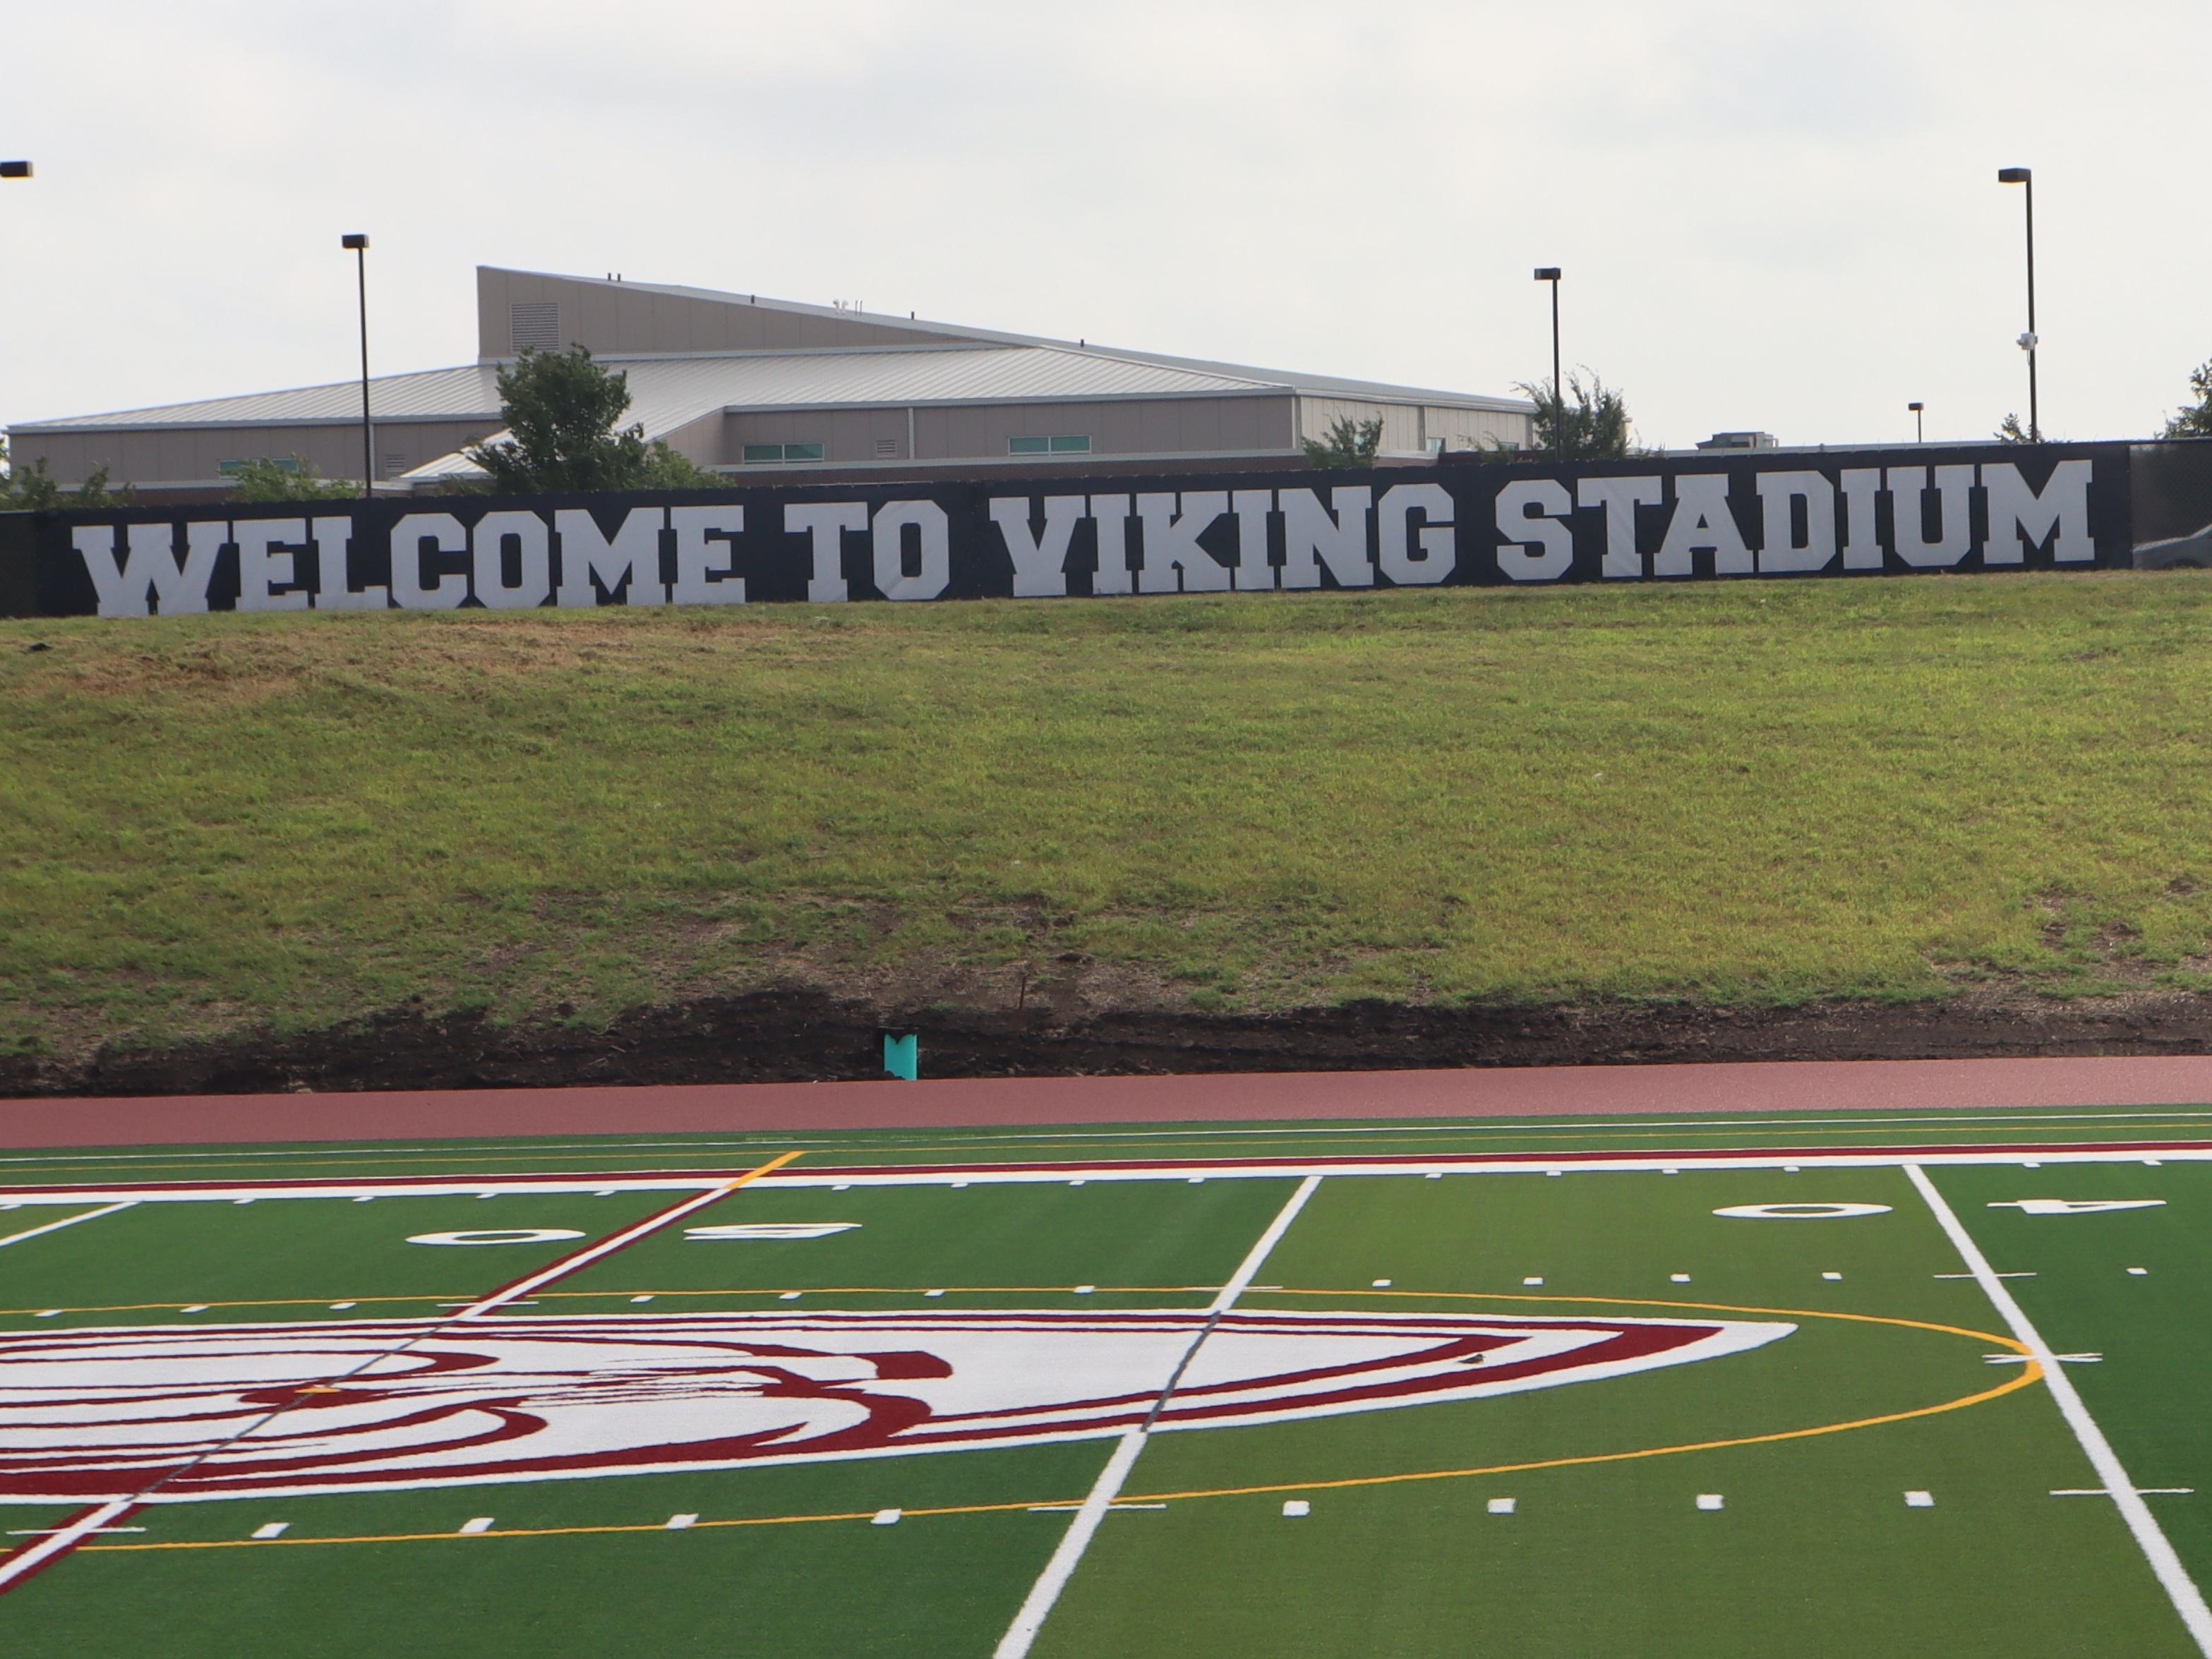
[3,1135,2210,1205]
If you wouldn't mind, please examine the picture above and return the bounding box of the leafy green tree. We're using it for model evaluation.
[1516,372,1634,460]
[0,436,133,508]
[1301,415,1385,469]
[464,345,725,492]
[226,455,359,502]
[2161,358,2212,439]
[1995,412,2033,444]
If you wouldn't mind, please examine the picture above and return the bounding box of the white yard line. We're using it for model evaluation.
[1905,1163,2212,1655]
[0,1200,136,1249]
[992,1174,1323,1659]
[0,1501,137,1592]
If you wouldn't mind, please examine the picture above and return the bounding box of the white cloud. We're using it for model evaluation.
[4,0,2207,447]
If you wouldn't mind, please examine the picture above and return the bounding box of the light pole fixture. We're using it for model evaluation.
[1996,167,2038,440]
[340,234,373,496]
[1908,400,1925,443]
[0,162,30,179]
[1532,267,1563,459]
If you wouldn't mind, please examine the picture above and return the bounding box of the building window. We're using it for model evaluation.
[741,442,825,464]
[217,457,300,477]
[1009,435,1090,455]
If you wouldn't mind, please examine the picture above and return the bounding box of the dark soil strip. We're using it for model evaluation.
[12,985,2212,1102]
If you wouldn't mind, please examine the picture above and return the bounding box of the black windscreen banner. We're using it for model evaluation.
[4,442,2144,618]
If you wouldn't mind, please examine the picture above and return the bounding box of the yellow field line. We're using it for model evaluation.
[1254,1286,2029,1350]
[74,1286,2034,1557]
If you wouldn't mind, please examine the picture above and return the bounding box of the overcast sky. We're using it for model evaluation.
[4,1,2206,451]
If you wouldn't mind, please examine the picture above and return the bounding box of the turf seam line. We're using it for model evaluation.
[992,1174,1323,1659]
[0,1200,136,1250]
[1905,1162,2212,1655]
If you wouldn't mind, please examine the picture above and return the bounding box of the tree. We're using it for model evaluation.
[2161,358,2212,440]
[1301,415,1384,469]
[463,344,725,492]
[1995,412,2033,444]
[0,435,133,509]
[227,455,360,502]
[1515,371,1634,460]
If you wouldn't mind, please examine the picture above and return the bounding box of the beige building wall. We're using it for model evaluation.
[477,269,966,361]
[1297,397,1531,456]
[13,418,500,488]
[725,394,1297,469]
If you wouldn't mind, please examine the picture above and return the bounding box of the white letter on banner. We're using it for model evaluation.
[555,507,667,606]
[313,516,385,610]
[389,513,467,609]
[1280,486,1374,589]
[472,510,551,610]
[671,506,745,605]
[1090,495,1133,595]
[1494,480,1573,582]
[1378,483,1454,585]
[74,522,220,617]
[1755,471,1837,574]
[1231,489,1275,590]
[784,502,865,603]
[1575,478,1661,579]
[1982,459,2093,565]
[1887,465,1975,567]
[1655,476,1753,576]
[1136,491,1232,593]
[1839,469,1883,569]
[873,501,949,601]
[990,496,1086,598]
[235,519,311,613]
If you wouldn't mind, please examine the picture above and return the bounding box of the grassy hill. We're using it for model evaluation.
[6,572,2212,1073]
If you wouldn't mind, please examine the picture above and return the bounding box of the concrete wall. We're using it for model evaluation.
[12,418,500,489]
[477,269,965,361]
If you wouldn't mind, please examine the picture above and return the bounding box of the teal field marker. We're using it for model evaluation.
[883,1032,918,1080]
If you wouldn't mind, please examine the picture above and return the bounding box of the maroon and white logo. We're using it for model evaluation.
[0,1308,1790,1502]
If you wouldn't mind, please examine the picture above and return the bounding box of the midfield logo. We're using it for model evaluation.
[0,1308,1792,1502]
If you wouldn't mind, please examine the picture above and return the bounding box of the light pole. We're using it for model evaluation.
[0,162,30,180]
[341,234,373,496]
[1997,167,2038,440]
[1909,400,1925,443]
[1533,267,1563,459]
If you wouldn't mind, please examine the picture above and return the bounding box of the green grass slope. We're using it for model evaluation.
[6,573,2212,1057]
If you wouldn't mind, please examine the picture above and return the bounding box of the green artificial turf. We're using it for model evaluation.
[8,572,2212,1057]
[4,1124,2211,1653]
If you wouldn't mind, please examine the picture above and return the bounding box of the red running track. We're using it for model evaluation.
[4,1056,2212,1149]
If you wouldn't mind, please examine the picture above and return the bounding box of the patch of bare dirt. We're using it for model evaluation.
[14,975,2212,1098]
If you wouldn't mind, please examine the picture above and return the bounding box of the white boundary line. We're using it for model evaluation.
[1904,1164,2212,1654]
[8,1107,2212,1169]
[0,1200,136,1248]
[992,1174,1323,1659]
[4,1142,2212,1207]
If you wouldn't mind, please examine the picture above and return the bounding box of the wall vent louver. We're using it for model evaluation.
[510,302,561,353]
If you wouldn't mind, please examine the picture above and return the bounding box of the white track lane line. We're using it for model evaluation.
[992,1174,1323,1659]
[0,1501,137,1592]
[0,1200,136,1249]
[1906,1163,2212,1655]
